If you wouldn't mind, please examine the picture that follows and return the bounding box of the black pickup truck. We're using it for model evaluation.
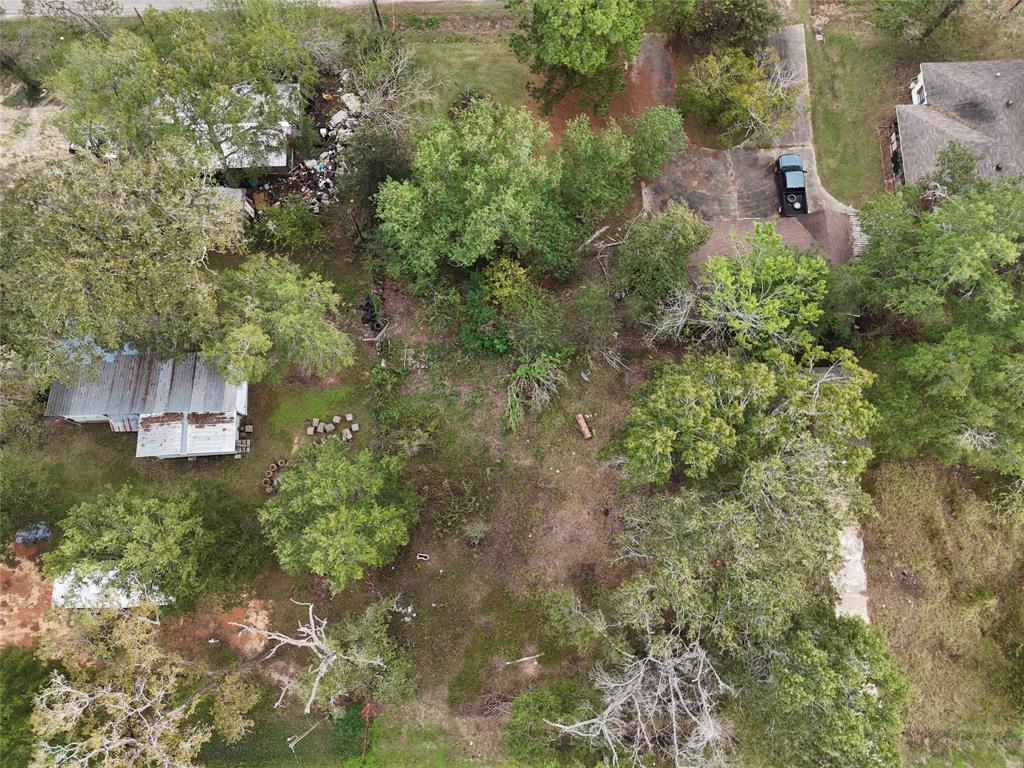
[775,154,809,216]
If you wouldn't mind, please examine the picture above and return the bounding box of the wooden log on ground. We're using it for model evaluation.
[575,413,593,440]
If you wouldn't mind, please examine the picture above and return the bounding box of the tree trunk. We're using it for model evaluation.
[922,0,966,40]
[0,53,44,99]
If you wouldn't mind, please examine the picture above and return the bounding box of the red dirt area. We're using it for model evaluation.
[162,599,273,660]
[532,33,683,141]
[0,545,53,648]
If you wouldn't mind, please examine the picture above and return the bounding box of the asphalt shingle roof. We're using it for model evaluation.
[897,59,1024,182]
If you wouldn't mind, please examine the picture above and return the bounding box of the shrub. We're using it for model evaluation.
[505,353,568,431]
[462,518,489,546]
[614,202,711,323]
[680,47,798,147]
[503,679,596,763]
[1,647,54,768]
[458,275,510,356]
[567,285,617,363]
[483,257,533,313]
[251,194,330,259]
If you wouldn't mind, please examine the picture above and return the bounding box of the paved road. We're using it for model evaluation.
[1,0,486,18]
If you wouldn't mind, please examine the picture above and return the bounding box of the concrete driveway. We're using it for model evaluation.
[645,25,852,222]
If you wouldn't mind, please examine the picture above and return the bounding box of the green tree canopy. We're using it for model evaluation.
[745,608,907,768]
[617,481,865,654]
[654,223,828,354]
[204,253,354,384]
[680,47,798,146]
[660,0,780,52]
[43,486,208,603]
[614,201,712,323]
[0,150,239,388]
[508,0,652,113]
[376,97,684,284]
[620,350,876,488]
[52,0,314,174]
[616,352,876,651]
[258,443,419,595]
[559,106,685,220]
[375,96,570,284]
[837,148,1024,476]
[317,599,413,713]
[33,605,257,768]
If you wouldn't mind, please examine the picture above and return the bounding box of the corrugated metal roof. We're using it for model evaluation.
[45,353,242,420]
[136,411,238,459]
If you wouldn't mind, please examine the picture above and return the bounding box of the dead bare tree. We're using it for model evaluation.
[550,631,734,768]
[232,600,386,715]
[354,35,436,137]
[739,48,801,145]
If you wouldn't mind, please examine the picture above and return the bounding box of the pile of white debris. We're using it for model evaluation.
[272,86,366,214]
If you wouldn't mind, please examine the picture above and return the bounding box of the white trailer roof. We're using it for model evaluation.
[51,569,169,609]
[136,411,238,459]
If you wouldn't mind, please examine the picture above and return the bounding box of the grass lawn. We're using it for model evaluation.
[412,39,529,112]
[803,21,908,204]
[863,461,1024,755]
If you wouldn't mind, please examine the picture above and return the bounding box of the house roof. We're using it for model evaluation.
[692,211,854,270]
[897,59,1024,182]
[136,411,239,459]
[202,83,301,170]
[51,569,170,609]
[45,352,242,419]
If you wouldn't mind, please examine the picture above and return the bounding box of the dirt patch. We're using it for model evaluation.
[532,32,681,141]
[0,90,69,179]
[527,457,621,586]
[162,598,273,660]
[399,688,504,761]
[0,545,54,648]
